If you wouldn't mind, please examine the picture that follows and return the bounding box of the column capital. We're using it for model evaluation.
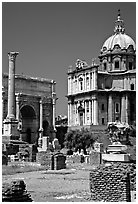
[8,52,19,62]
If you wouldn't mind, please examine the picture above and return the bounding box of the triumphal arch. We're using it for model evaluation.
[2,52,57,145]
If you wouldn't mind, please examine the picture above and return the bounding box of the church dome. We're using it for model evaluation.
[101,10,136,53]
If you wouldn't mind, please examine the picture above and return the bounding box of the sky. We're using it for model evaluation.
[2,2,136,117]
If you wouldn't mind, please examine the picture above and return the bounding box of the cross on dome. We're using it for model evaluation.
[114,9,125,34]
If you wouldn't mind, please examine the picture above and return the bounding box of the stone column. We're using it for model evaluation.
[52,94,56,131]
[69,103,72,126]
[68,103,70,126]
[121,95,126,123]
[89,100,91,125]
[7,52,19,119]
[89,72,91,90]
[93,98,98,125]
[91,99,94,124]
[3,52,19,141]
[108,94,113,122]
[125,94,129,124]
[38,98,43,147]
[68,77,70,95]
[85,101,87,125]
[94,69,98,90]
[15,93,20,121]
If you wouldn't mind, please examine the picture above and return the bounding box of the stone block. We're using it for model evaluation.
[102,153,130,162]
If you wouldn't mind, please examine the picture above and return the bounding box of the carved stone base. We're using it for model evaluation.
[3,118,20,143]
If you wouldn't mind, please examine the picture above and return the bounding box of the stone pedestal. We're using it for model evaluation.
[38,136,50,152]
[3,118,19,142]
[42,136,49,151]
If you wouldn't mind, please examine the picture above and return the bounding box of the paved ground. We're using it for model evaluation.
[2,164,94,202]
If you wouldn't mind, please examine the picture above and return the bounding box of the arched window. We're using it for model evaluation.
[115,61,119,69]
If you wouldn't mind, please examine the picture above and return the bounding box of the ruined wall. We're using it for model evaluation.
[90,162,136,202]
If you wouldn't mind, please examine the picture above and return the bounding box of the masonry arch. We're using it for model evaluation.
[20,105,38,144]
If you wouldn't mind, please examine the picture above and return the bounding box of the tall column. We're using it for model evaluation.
[68,103,70,126]
[70,103,72,126]
[91,99,94,124]
[94,69,98,90]
[52,93,57,131]
[108,94,113,122]
[7,52,19,119]
[121,95,126,123]
[93,98,98,125]
[38,98,43,147]
[89,72,91,90]
[125,94,129,124]
[15,93,20,121]
[85,101,87,125]
[3,52,19,140]
[89,100,92,125]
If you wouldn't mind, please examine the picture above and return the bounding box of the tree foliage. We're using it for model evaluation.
[64,128,97,154]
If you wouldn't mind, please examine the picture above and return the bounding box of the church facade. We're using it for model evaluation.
[67,12,136,130]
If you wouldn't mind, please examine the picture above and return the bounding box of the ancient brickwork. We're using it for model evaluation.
[90,162,136,202]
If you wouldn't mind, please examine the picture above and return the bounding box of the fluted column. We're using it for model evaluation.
[126,94,129,124]
[108,94,113,122]
[15,94,20,121]
[68,103,70,126]
[38,98,43,147]
[69,103,72,126]
[121,95,126,123]
[89,72,91,90]
[94,69,98,90]
[84,101,87,125]
[7,52,19,119]
[91,99,94,124]
[93,98,98,125]
[89,100,91,124]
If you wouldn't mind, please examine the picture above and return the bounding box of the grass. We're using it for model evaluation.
[2,162,46,175]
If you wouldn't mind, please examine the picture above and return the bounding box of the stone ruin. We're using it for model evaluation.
[2,179,33,202]
[36,137,66,170]
[89,162,136,202]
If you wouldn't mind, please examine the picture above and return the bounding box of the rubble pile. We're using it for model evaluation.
[2,180,33,202]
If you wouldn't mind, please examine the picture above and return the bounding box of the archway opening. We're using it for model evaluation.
[20,105,37,144]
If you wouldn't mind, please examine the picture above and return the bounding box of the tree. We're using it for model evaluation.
[64,128,97,154]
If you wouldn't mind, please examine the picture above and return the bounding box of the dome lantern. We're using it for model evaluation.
[114,9,125,34]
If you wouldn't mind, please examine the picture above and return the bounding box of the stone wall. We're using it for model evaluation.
[36,151,53,169]
[90,162,136,202]
[2,180,32,202]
